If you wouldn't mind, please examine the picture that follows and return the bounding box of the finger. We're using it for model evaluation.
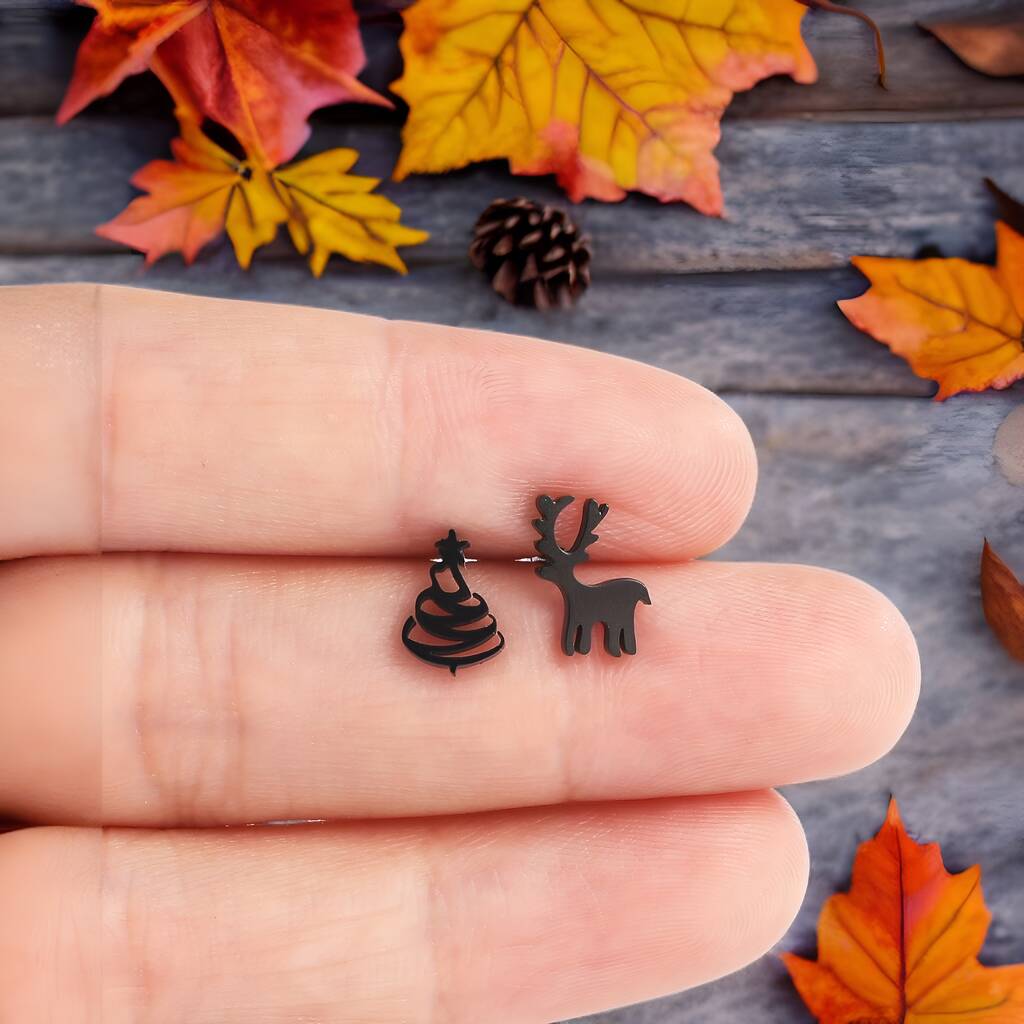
[0,553,919,826]
[0,793,808,1024]
[0,283,756,560]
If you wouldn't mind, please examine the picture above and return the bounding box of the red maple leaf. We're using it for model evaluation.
[58,0,389,166]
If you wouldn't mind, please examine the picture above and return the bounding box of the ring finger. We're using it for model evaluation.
[0,792,809,1024]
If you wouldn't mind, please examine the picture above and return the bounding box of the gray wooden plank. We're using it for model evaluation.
[2,116,1022,273]
[573,390,1024,1022]
[0,255,953,397]
[1,0,1022,119]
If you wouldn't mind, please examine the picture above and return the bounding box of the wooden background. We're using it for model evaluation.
[0,1,1022,1021]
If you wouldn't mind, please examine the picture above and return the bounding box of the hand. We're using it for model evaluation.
[0,284,920,1023]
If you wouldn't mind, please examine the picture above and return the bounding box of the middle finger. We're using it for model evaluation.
[0,553,919,826]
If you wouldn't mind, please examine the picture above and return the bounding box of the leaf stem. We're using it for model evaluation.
[798,0,887,88]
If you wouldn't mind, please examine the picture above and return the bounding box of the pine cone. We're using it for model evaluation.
[470,198,591,309]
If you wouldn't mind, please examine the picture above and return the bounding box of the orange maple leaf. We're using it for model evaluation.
[98,119,428,273]
[96,117,281,267]
[839,221,1024,400]
[58,0,388,166]
[981,540,1024,662]
[390,0,817,213]
[784,800,1024,1024]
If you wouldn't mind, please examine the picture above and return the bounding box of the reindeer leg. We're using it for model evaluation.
[604,623,622,657]
[576,622,593,655]
[563,618,578,656]
[622,624,637,656]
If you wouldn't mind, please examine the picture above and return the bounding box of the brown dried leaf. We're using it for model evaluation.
[921,14,1024,77]
[981,539,1024,662]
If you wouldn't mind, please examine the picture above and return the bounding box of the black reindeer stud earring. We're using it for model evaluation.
[402,530,505,674]
[533,496,651,657]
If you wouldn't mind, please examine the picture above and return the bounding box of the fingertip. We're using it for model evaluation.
[690,791,809,972]
[569,364,758,561]
[752,790,811,944]
[841,574,921,766]
[679,386,758,556]
[799,567,921,778]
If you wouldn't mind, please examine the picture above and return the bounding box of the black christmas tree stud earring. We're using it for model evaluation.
[533,496,651,657]
[402,530,505,674]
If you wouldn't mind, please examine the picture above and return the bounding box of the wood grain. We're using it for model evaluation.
[0,255,942,397]
[2,116,1023,273]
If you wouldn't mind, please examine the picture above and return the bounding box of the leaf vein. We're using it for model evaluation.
[894,280,1018,342]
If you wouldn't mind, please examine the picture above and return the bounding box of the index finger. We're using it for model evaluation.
[0,284,756,559]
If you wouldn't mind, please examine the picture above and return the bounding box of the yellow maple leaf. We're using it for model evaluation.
[840,222,1024,400]
[272,149,430,276]
[98,122,428,274]
[390,0,817,212]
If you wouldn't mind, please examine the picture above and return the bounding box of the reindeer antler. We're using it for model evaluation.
[570,498,608,559]
[533,495,575,562]
[533,495,608,565]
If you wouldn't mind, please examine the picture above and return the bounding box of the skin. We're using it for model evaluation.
[0,284,921,1023]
